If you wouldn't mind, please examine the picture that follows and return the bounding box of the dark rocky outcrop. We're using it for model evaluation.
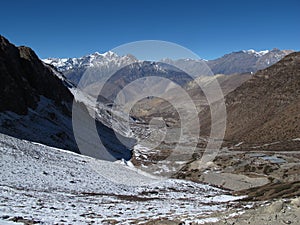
[0,35,72,115]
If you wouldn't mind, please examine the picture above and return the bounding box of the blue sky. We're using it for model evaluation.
[1,0,299,60]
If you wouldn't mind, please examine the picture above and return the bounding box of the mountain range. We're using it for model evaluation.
[44,48,293,87]
[44,51,138,87]
[207,48,294,74]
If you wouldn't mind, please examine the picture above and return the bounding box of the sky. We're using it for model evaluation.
[1,0,299,60]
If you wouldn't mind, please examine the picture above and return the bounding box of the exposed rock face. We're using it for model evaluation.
[0,35,77,150]
[0,35,73,115]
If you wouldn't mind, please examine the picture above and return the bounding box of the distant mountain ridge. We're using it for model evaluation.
[43,51,137,72]
[44,51,138,87]
[163,48,294,75]
[44,48,294,87]
[207,48,294,75]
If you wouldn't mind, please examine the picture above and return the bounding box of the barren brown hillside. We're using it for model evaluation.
[222,52,300,148]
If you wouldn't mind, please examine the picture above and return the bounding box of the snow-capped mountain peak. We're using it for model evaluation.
[102,50,118,57]
[92,51,101,56]
[90,50,118,58]
[243,49,270,57]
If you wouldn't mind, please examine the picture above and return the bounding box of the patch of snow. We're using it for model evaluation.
[243,49,270,57]
[185,217,219,224]
[0,220,24,225]
[235,142,244,147]
[251,141,281,149]
[257,50,269,56]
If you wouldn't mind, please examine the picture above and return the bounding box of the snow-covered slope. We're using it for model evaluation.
[0,133,245,224]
